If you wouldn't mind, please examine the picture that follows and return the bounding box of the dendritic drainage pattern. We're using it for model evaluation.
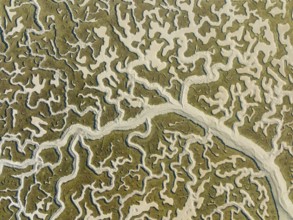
[0,0,292,219]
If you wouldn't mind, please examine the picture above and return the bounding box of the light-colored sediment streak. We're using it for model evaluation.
[51,135,80,220]
[179,103,293,220]
[37,100,293,219]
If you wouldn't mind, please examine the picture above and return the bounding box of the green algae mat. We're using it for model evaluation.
[0,0,293,219]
